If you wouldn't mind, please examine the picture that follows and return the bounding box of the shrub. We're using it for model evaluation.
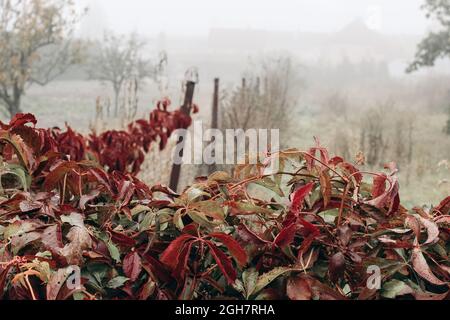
[0,111,448,300]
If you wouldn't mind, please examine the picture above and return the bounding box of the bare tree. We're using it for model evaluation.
[359,103,390,167]
[88,32,154,116]
[0,0,84,118]
[221,56,298,138]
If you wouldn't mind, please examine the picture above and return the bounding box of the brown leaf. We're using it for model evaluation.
[319,170,332,207]
[329,252,346,283]
[41,224,64,252]
[435,216,450,225]
[371,174,387,198]
[433,196,450,215]
[416,216,439,245]
[287,275,312,300]
[61,226,93,265]
[79,190,100,210]
[310,279,348,300]
[405,215,421,242]
[337,225,352,247]
[19,200,42,213]
[11,232,40,255]
[47,268,71,300]
[123,251,142,282]
[411,247,446,286]
[414,290,449,300]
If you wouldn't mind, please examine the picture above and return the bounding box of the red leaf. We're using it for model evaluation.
[416,216,440,245]
[298,218,320,235]
[434,196,450,216]
[209,233,248,267]
[328,156,344,166]
[298,232,318,254]
[274,223,298,248]
[305,140,329,171]
[366,173,399,212]
[89,168,113,194]
[290,182,314,214]
[108,228,136,249]
[411,247,446,286]
[172,242,194,281]
[287,275,312,300]
[339,162,363,184]
[1,113,37,130]
[372,174,387,198]
[140,253,173,284]
[123,251,142,282]
[205,241,237,285]
[42,224,64,252]
[160,234,195,271]
[43,161,79,191]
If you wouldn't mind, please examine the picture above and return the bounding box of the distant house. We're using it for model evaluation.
[205,19,419,65]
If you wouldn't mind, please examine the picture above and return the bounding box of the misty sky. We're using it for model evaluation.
[77,0,431,37]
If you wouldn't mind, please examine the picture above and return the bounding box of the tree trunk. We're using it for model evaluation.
[114,89,120,117]
[8,82,23,119]
[7,96,22,119]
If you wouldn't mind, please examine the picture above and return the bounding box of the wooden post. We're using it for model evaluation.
[169,81,196,192]
[208,78,220,175]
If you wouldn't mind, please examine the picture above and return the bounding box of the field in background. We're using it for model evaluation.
[12,76,450,208]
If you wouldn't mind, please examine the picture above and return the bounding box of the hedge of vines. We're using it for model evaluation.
[0,106,448,300]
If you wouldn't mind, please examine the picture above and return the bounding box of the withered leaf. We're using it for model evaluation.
[329,252,346,283]
[287,275,312,300]
[411,247,446,286]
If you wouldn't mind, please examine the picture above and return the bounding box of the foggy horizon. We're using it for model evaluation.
[76,0,432,38]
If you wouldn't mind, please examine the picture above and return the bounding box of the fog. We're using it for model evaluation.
[1,0,448,204]
[76,0,430,37]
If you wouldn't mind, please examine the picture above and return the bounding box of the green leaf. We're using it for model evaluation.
[318,209,339,224]
[107,241,121,263]
[61,212,85,228]
[208,171,232,183]
[252,267,301,296]
[107,276,129,289]
[186,187,210,202]
[187,211,221,229]
[381,279,414,299]
[253,177,284,197]
[228,201,274,216]
[139,211,155,231]
[86,263,109,286]
[73,292,86,300]
[1,164,31,191]
[190,201,225,221]
[173,208,185,231]
[130,205,151,217]
[242,268,258,299]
